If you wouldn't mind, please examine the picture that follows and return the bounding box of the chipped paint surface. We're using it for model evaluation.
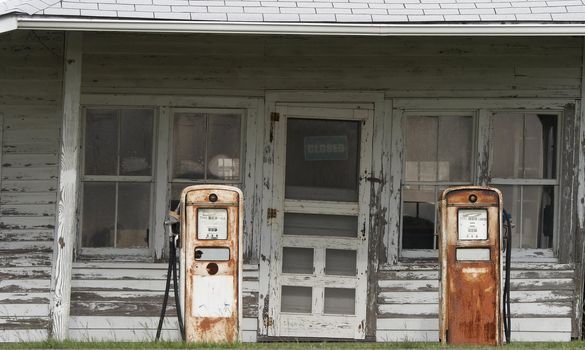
[440,187,502,346]
[182,186,242,343]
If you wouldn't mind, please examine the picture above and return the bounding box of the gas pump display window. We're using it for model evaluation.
[197,208,228,240]
[457,209,488,240]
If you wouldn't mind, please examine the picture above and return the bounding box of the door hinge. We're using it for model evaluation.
[267,208,278,219]
[264,316,274,328]
[269,112,280,142]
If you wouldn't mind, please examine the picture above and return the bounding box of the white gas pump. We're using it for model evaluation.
[156,185,243,343]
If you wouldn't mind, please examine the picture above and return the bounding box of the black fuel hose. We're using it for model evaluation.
[503,209,512,343]
[156,232,185,341]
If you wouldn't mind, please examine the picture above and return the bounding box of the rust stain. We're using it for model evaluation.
[58,237,65,249]
[440,187,502,346]
[183,186,241,343]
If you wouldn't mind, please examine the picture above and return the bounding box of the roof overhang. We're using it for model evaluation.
[3,15,585,36]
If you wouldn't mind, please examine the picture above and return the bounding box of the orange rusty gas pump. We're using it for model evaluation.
[178,185,243,343]
[439,186,503,346]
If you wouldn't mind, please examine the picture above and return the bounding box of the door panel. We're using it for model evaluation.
[267,104,373,339]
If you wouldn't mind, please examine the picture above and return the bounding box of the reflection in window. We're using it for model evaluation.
[173,113,241,181]
[402,115,473,250]
[171,112,242,204]
[81,108,154,249]
[490,112,558,249]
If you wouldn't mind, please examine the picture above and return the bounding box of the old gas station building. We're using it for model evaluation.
[1,0,585,343]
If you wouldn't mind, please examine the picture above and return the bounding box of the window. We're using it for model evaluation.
[80,108,154,251]
[489,112,559,249]
[401,114,474,251]
[170,110,243,202]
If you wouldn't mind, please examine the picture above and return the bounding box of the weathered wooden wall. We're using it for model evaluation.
[81,33,582,99]
[0,30,62,342]
[1,30,584,342]
[377,264,574,342]
[68,263,258,342]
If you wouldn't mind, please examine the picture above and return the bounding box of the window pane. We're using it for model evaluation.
[523,186,554,249]
[324,288,355,315]
[524,114,557,179]
[491,113,524,178]
[282,247,313,274]
[173,113,206,180]
[438,116,473,182]
[405,117,438,182]
[84,110,118,175]
[119,109,153,176]
[207,114,241,180]
[496,185,554,249]
[284,213,357,238]
[285,118,360,202]
[116,183,151,248]
[325,249,356,276]
[82,182,115,247]
[402,185,436,249]
[281,286,312,313]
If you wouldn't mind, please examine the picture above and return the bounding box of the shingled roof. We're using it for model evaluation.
[2,0,585,23]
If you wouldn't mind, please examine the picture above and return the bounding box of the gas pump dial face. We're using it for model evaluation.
[197,208,228,240]
[458,209,488,240]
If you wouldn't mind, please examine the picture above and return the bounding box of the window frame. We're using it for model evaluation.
[78,106,157,258]
[396,106,563,261]
[168,108,246,197]
[487,109,563,252]
[399,110,479,260]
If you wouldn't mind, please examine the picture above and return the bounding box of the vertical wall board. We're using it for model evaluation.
[558,103,577,264]
[575,79,585,337]
[243,100,262,264]
[475,110,491,186]
[386,109,404,265]
[152,107,171,261]
[367,95,386,339]
[49,31,82,340]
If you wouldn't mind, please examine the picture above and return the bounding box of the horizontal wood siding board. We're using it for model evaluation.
[0,268,51,280]
[378,302,571,318]
[378,269,575,280]
[0,329,48,342]
[0,293,49,304]
[81,34,581,99]
[378,290,573,304]
[0,317,50,330]
[0,253,52,267]
[0,230,53,242]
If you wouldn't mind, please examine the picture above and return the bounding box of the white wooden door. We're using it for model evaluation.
[267,103,373,339]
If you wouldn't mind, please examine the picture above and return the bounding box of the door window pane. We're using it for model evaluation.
[84,110,118,175]
[285,119,360,202]
[82,182,115,247]
[281,286,312,313]
[284,213,357,238]
[324,288,355,315]
[405,117,438,182]
[116,183,151,248]
[282,247,314,274]
[119,110,153,176]
[325,249,356,276]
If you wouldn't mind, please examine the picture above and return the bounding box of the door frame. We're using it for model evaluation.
[258,91,386,340]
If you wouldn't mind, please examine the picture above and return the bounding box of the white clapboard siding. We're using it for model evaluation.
[377,265,574,342]
[70,263,260,340]
[0,30,63,343]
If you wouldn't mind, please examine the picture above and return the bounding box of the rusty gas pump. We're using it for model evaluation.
[439,186,505,346]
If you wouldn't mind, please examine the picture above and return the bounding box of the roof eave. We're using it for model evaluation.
[3,15,585,36]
